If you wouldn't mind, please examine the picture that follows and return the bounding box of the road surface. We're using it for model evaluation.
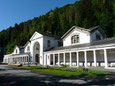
[0,64,115,86]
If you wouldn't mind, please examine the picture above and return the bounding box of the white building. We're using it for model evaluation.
[3,26,115,69]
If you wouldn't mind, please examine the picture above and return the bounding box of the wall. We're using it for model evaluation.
[3,54,12,63]
[30,32,43,65]
[24,42,31,53]
[43,36,59,51]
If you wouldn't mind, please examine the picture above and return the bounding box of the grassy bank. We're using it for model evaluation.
[16,66,109,77]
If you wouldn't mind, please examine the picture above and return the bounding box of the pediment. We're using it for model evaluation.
[13,45,19,51]
[61,26,90,39]
[30,32,43,41]
[62,26,90,40]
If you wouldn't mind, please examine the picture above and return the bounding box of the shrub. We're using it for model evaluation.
[46,65,49,69]
[35,62,38,66]
[18,64,22,67]
[60,64,68,68]
[82,68,89,73]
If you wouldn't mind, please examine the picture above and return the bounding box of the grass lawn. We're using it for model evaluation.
[16,66,110,77]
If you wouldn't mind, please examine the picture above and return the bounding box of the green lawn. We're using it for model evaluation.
[16,66,110,77]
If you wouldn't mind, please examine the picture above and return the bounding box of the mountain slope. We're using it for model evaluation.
[0,0,114,54]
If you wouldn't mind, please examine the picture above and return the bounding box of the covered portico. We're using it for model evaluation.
[4,53,30,65]
[44,42,115,69]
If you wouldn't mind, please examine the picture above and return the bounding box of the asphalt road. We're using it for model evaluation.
[0,64,115,86]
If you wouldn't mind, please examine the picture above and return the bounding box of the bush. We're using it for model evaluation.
[19,64,22,67]
[60,64,68,68]
[82,68,89,73]
[32,66,46,69]
[46,66,49,69]
[35,62,38,66]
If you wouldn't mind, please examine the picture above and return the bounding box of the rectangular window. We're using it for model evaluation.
[71,35,79,44]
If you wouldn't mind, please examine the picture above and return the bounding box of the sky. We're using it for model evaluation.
[0,0,77,31]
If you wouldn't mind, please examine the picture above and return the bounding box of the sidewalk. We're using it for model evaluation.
[89,67,115,72]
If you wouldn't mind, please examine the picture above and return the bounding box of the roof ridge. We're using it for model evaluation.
[88,25,100,32]
[89,25,99,29]
[75,26,90,31]
[91,37,115,44]
[61,26,91,39]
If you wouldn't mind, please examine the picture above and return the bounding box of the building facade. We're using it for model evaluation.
[3,26,115,69]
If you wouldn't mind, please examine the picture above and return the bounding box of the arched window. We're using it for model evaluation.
[36,44,39,50]
[47,40,50,47]
[71,35,79,44]
[27,46,30,51]
[16,49,17,53]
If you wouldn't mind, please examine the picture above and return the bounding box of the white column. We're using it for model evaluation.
[22,57,23,62]
[84,51,88,68]
[22,57,23,63]
[25,56,27,62]
[93,50,97,67]
[63,53,65,65]
[70,52,72,66]
[53,54,55,66]
[49,54,51,66]
[58,53,60,66]
[20,57,21,62]
[8,58,9,63]
[46,55,47,66]
[104,49,108,68]
[44,54,46,66]
[24,57,27,63]
[27,56,28,63]
[17,57,19,62]
[44,54,47,66]
[11,58,13,63]
[26,57,27,62]
[76,52,79,67]
[24,57,25,64]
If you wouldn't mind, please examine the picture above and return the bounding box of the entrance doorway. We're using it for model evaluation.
[33,42,40,63]
[35,54,39,63]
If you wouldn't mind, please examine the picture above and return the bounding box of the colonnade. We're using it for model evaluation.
[11,56,29,64]
[45,48,111,68]
[7,54,30,64]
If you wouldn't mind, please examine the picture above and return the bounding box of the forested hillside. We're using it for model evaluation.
[0,0,114,54]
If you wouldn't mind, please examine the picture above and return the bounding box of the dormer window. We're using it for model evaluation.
[96,34,101,40]
[71,35,79,44]
[47,40,51,47]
